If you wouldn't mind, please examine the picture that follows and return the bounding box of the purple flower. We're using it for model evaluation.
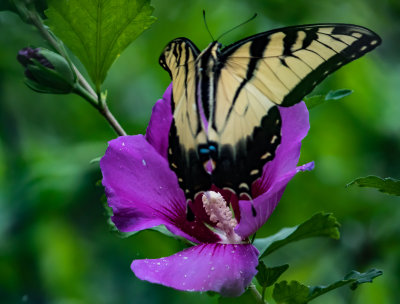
[100,84,313,297]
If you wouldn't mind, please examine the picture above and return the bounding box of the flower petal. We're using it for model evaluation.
[100,135,195,242]
[254,101,310,195]
[145,83,173,159]
[236,102,312,237]
[131,243,259,297]
[236,162,314,238]
[101,135,220,244]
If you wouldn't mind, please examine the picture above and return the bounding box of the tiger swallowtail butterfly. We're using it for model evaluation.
[159,23,381,203]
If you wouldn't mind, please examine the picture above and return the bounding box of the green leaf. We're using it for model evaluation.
[346,175,400,196]
[273,269,383,304]
[308,269,383,301]
[325,89,353,100]
[45,0,157,89]
[90,156,102,164]
[256,261,289,288]
[304,89,353,109]
[344,269,383,290]
[273,281,309,304]
[254,213,340,259]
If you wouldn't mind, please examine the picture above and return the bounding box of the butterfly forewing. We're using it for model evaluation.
[160,38,212,200]
[221,24,381,106]
[160,23,381,203]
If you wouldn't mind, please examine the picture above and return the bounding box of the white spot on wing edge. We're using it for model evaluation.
[261,152,272,159]
[239,183,249,190]
[250,169,259,176]
[351,32,362,38]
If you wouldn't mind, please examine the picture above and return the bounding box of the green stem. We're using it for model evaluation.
[27,9,127,136]
[74,83,98,108]
[98,103,127,136]
[74,84,126,136]
[248,284,267,304]
[262,286,267,302]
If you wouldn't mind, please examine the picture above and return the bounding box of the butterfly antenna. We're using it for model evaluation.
[203,10,215,42]
[216,13,257,41]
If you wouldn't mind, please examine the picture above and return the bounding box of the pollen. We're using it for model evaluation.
[202,191,242,244]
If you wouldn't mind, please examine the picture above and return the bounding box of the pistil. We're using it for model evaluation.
[202,191,242,244]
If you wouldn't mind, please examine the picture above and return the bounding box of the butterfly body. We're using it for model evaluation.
[159,24,381,203]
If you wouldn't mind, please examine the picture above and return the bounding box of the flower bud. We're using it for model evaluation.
[17,47,76,94]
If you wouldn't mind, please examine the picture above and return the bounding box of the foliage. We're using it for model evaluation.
[347,175,400,196]
[304,89,353,109]
[45,0,156,90]
[273,269,383,304]
[254,213,340,259]
[256,262,289,288]
[0,0,398,303]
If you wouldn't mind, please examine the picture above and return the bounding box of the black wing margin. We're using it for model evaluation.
[221,23,382,107]
[159,38,212,203]
[207,24,381,199]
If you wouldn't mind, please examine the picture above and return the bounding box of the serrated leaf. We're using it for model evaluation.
[273,281,309,304]
[344,269,383,290]
[346,175,400,196]
[256,261,289,288]
[307,269,383,301]
[254,213,340,259]
[273,269,382,303]
[45,0,156,88]
[304,89,353,109]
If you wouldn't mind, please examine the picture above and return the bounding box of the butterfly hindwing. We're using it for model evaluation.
[160,24,381,202]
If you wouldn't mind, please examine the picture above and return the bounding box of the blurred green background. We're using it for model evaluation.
[0,0,399,303]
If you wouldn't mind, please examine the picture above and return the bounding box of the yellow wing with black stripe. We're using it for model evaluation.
[159,24,381,204]
[159,38,213,203]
